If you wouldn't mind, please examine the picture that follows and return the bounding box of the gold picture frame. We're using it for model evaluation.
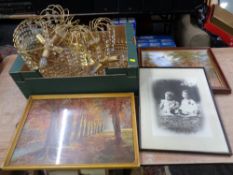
[3,93,139,170]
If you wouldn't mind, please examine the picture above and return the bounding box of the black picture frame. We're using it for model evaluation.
[139,67,232,156]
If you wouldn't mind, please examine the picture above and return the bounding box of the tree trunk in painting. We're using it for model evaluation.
[77,113,84,139]
[42,105,60,158]
[45,108,59,147]
[112,113,121,143]
[63,113,73,145]
[73,113,82,140]
[112,100,122,144]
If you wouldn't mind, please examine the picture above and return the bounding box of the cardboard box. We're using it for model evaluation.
[204,5,233,46]
[211,5,233,35]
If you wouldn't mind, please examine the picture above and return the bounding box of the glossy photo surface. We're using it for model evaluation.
[3,93,139,169]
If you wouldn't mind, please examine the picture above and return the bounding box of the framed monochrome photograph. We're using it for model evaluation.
[138,48,231,94]
[3,93,139,170]
[139,68,231,154]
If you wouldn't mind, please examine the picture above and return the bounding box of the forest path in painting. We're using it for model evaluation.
[9,97,136,167]
[10,129,134,165]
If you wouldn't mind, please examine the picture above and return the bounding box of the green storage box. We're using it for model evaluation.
[9,24,138,98]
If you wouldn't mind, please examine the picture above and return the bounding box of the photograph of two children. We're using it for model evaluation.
[139,68,230,154]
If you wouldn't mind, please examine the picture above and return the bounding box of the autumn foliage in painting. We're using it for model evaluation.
[11,96,135,166]
[142,49,223,88]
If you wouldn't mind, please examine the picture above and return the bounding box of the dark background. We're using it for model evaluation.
[152,79,201,105]
[0,0,204,45]
[0,0,203,14]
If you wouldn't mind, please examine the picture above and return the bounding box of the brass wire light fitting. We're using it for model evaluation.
[13,4,128,78]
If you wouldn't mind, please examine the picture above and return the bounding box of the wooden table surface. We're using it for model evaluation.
[0,48,233,168]
[0,55,27,168]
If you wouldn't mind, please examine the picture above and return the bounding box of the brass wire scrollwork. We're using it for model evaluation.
[13,4,128,78]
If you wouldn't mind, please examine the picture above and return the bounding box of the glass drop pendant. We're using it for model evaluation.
[39,57,48,69]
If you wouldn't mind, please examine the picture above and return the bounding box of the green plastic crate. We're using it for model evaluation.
[9,24,138,98]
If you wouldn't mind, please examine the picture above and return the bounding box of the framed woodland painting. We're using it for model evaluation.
[3,93,139,170]
[138,48,231,94]
[139,68,231,154]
